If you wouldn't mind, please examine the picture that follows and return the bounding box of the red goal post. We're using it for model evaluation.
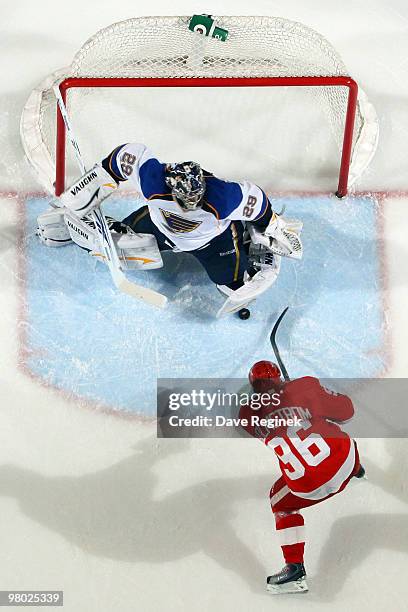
[56,75,359,197]
[21,16,378,198]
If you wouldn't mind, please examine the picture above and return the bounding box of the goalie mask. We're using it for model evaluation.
[165,162,205,211]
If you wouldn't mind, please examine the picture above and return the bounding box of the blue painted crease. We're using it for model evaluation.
[24,195,385,415]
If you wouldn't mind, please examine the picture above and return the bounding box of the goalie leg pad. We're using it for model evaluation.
[36,208,72,247]
[94,232,164,270]
[217,252,281,317]
[64,211,96,251]
[64,211,163,270]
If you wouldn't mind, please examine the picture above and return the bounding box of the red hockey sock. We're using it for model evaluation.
[274,510,305,564]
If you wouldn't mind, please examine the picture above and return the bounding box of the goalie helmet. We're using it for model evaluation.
[165,161,205,211]
[249,360,281,393]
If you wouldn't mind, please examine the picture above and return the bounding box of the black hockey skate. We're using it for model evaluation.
[266,563,308,594]
[354,464,366,479]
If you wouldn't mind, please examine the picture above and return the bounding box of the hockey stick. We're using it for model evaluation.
[270,306,290,381]
[52,85,167,309]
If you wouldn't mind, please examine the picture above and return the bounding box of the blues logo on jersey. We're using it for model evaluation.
[160,209,203,234]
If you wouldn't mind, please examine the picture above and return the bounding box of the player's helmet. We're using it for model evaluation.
[249,361,282,393]
[165,162,205,211]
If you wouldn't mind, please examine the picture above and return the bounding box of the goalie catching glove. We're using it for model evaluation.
[57,164,118,216]
[248,213,303,260]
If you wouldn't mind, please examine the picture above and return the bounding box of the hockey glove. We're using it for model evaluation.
[248,213,303,260]
[58,164,118,217]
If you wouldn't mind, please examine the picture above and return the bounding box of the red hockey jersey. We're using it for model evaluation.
[239,377,356,500]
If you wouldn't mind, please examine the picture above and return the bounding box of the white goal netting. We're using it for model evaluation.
[21,15,378,194]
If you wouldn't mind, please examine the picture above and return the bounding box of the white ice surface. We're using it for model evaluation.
[0,1,408,611]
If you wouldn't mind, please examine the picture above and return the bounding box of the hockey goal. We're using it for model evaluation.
[21,15,378,197]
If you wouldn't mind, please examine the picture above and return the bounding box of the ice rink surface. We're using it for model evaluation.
[1,1,408,611]
[22,194,385,412]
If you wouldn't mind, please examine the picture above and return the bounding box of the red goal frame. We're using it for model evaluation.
[55,76,359,198]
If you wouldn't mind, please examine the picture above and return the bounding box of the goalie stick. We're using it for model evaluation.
[270,306,290,381]
[52,85,167,309]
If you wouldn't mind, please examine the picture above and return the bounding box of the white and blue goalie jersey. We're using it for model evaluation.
[102,143,271,252]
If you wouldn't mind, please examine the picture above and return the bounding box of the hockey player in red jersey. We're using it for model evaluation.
[239,361,365,594]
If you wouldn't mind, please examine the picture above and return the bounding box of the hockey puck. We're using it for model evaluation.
[238,308,251,320]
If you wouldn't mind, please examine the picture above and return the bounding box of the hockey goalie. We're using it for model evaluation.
[37,143,303,315]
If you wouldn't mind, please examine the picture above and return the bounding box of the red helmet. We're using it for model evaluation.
[249,361,281,392]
